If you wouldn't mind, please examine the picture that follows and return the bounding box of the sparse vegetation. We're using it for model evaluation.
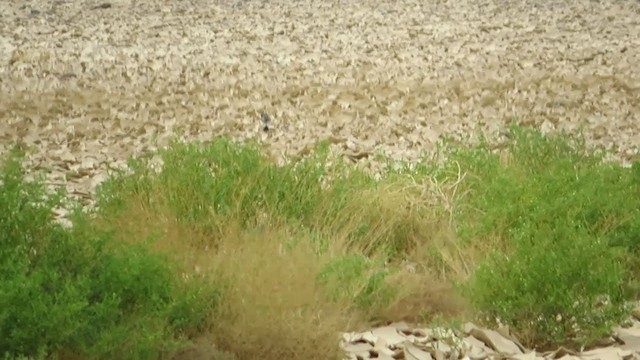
[2,126,640,359]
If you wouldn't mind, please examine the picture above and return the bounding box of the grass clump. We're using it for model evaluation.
[97,139,341,240]
[0,149,219,360]
[96,138,436,259]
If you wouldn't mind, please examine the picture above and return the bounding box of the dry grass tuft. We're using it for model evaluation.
[103,200,367,359]
[207,225,361,360]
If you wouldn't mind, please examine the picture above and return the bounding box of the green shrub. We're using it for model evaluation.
[468,223,628,348]
[446,126,640,251]
[445,126,636,348]
[0,149,218,359]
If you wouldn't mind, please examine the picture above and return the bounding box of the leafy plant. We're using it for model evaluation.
[0,149,219,360]
[446,126,637,348]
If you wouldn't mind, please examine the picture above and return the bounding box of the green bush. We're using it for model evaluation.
[447,126,636,348]
[451,128,640,247]
[468,223,628,348]
[0,149,218,359]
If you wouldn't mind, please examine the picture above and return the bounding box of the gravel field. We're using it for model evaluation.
[0,0,639,204]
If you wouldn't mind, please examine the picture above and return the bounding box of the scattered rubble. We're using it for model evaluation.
[341,310,640,360]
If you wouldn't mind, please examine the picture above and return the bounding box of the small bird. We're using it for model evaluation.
[92,2,112,10]
[261,112,272,132]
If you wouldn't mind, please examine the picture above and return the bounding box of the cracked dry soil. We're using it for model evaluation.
[1,0,639,207]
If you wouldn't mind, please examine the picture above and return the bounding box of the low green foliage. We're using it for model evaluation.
[3,125,640,357]
[469,223,628,348]
[0,150,219,360]
[445,126,637,348]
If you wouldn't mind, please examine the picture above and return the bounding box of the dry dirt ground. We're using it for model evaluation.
[1,0,640,207]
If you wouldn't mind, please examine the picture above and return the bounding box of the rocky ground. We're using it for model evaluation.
[1,0,640,358]
[340,312,640,360]
[1,0,639,207]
